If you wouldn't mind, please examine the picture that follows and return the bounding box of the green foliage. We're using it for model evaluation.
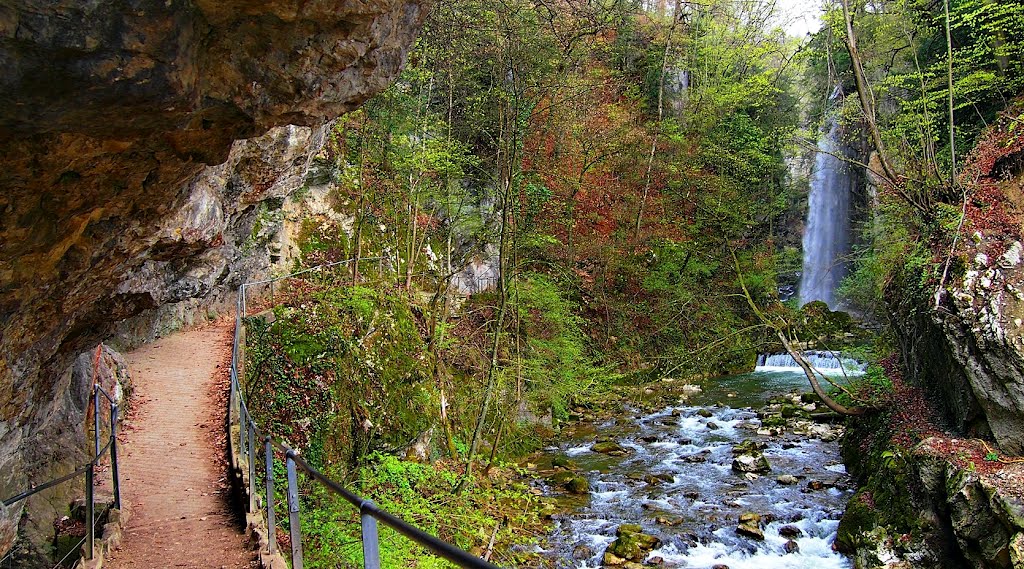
[300,455,545,569]
[514,274,613,421]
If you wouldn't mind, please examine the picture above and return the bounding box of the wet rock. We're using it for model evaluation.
[736,512,764,541]
[565,475,590,495]
[801,393,822,404]
[712,565,730,569]
[779,525,803,538]
[697,409,714,418]
[605,524,661,562]
[603,551,626,566]
[684,491,700,500]
[573,544,594,559]
[648,556,664,565]
[682,450,710,463]
[707,422,720,430]
[784,539,800,554]
[732,440,765,455]
[732,453,771,474]
[655,515,682,526]
[592,441,630,456]
[651,472,674,483]
[640,435,660,443]
[678,438,694,445]
[776,474,799,485]
[549,470,589,494]
[806,480,825,491]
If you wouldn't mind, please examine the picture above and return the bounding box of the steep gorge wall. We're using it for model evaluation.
[0,0,425,559]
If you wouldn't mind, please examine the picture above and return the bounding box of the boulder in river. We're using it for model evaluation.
[592,441,630,456]
[605,524,661,562]
[549,471,589,494]
[784,539,800,554]
[732,453,771,474]
[779,525,803,538]
[736,512,764,541]
[731,439,765,455]
[776,474,799,485]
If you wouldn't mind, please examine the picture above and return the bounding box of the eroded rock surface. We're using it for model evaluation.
[0,0,424,560]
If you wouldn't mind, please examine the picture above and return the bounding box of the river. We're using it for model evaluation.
[541,366,856,568]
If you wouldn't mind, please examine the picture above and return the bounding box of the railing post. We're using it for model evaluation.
[85,464,95,560]
[110,404,121,510]
[240,406,248,466]
[265,437,276,555]
[360,501,381,569]
[285,451,304,569]
[93,387,101,457]
[248,422,256,513]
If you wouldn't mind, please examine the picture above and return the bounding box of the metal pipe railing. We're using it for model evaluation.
[231,258,500,569]
[1,383,122,564]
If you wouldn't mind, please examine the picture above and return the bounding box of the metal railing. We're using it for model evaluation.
[230,259,500,569]
[1,383,122,565]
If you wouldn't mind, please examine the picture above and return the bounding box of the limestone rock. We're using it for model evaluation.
[0,0,426,559]
[736,513,764,541]
[732,453,771,474]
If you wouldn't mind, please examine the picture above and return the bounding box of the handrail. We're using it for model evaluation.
[1,381,122,564]
[231,258,501,569]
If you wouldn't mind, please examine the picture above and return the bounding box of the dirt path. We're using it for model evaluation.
[105,324,255,569]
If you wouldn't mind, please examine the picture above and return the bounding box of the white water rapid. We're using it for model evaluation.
[799,92,855,308]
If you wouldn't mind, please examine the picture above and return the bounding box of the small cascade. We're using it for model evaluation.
[799,88,856,308]
[756,351,866,375]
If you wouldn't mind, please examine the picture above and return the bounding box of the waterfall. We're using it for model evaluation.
[756,351,866,375]
[799,90,855,308]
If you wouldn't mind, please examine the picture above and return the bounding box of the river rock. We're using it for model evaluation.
[776,474,799,485]
[707,421,720,430]
[592,441,630,456]
[549,470,590,494]
[779,525,803,538]
[732,439,765,455]
[605,524,661,562]
[697,409,714,418]
[573,544,594,559]
[784,539,800,554]
[732,453,771,474]
[655,515,682,526]
[736,512,764,541]
[682,451,710,463]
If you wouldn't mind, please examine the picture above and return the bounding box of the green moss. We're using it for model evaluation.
[835,491,878,553]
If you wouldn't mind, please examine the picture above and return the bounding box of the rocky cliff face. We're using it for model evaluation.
[890,112,1024,457]
[0,0,425,559]
[936,240,1024,455]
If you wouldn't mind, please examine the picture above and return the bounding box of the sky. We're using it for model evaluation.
[774,0,825,37]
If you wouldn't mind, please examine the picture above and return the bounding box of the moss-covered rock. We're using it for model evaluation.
[605,524,661,561]
[592,441,629,456]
